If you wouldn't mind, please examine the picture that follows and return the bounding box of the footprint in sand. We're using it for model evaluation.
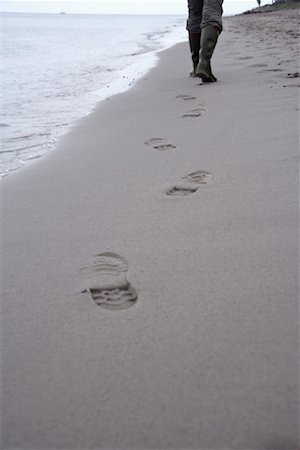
[282,84,300,89]
[235,56,254,60]
[144,137,176,151]
[258,68,284,73]
[166,170,213,197]
[249,63,268,68]
[81,252,137,310]
[287,72,299,79]
[176,94,197,101]
[182,106,205,118]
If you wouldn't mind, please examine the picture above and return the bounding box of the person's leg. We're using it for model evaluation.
[188,32,201,77]
[201,0,223,31]
[196,0,223,82]
[186,0,203,77]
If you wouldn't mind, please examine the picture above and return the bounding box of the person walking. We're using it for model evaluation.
[186,0,224,82]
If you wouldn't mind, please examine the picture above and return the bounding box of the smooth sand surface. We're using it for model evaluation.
[1,10,299,450]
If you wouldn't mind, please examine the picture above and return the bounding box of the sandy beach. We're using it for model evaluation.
[1,9,299,450]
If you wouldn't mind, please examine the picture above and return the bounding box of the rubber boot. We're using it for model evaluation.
[188,32,201,77]
[196,25,219,82]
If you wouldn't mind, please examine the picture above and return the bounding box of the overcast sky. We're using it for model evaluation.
[2,0,270,16]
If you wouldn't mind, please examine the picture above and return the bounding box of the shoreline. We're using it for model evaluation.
[1,10,299,450]
[1,13,186,179]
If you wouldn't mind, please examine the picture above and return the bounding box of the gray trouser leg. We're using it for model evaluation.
[186,0,204,33]
[201,0,223,32]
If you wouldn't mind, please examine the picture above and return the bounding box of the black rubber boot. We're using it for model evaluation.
[188,32,201,77]
[196,25,219,82]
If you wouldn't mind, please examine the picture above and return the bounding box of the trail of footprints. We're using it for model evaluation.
[82,94,213,310]
[176,94,206,118]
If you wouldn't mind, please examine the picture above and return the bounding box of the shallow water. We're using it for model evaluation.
[1,13,186,177]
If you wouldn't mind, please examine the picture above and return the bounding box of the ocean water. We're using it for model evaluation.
[1,13,187,177]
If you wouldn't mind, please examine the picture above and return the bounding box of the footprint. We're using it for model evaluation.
[166,186,198,196]
[283,84,300,88]
[287,72,299,78]
[183,170,213,184]
[249,63,268,68]
[144,137,176,151]
[259,68,284,73]
[81,252,137,310]
[176,94,197,101]
[235,56,253,60]
[182,107,205,118]
[166,170,212,197]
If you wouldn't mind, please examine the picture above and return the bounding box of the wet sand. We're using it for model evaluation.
[1,10,299,450]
